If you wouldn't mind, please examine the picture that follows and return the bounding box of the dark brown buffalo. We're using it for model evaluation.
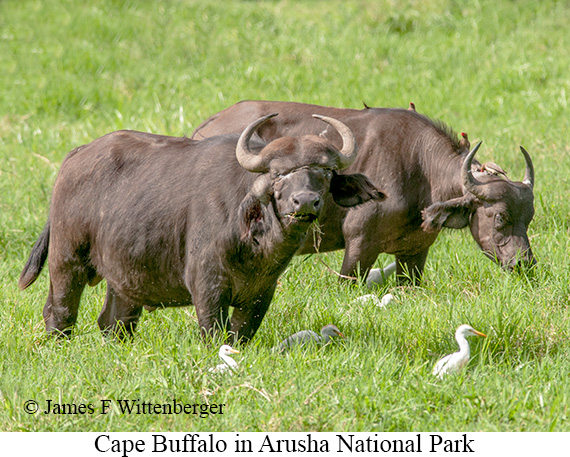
[19,114,384,342]
[192,101,536,284]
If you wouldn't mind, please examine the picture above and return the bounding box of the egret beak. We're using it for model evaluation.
[230,349,240,354]
[474,330,487,338]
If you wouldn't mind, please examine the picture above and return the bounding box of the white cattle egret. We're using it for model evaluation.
[209,344,240,374]
[433,324,486,379]
[353,293,394,308]
[379,293,394,307]
[273,324,344,353]
[366,261,397,288]
[353,294,381,306]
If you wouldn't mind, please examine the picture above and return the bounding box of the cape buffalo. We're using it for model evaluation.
[19,114,384,342]
[192,101,536,284]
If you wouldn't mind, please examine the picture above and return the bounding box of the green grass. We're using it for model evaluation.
[1,0,570,431]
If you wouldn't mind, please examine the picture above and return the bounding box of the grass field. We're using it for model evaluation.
[1,0,569,432]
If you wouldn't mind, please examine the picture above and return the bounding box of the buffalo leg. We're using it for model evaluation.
[97,285,143,340]
[339,237,381,282]
[229,288,275,344]
[186,268,233,340]
[192,287,231,341]
[196,305,231,341]
[395,248,430,285]
[43,272,87,337]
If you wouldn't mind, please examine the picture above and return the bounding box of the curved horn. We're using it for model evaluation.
[249,174,273,204]
[312,114,358,169]
[519,146,535,188]
[236,113,278,172]
[461,140,494,200]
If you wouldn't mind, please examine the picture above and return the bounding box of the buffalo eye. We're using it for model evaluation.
[493,214,512,246]
[494,213,507,229]
[273,180,284,200]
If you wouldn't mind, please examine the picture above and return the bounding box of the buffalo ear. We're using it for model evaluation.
[239,195,264,241]
[421,194,478,232]
[330,172,386,207]
[238,175,273,241]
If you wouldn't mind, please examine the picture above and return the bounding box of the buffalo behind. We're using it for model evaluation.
[19,114,385,342]
[192,101,536,284]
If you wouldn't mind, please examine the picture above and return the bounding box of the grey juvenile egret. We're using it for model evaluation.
[366,261,397,288]
[433,324,487,379]
[273,324,344,353]
[209,345,240,374]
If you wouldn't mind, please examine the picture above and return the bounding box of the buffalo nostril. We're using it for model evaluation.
[290,191,321,214]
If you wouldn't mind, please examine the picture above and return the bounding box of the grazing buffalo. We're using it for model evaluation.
[192,101,536,284]
[19,114,384,342]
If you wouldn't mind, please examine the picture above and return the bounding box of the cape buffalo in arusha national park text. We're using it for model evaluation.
[192,101,536,284]
[19,114,384,342]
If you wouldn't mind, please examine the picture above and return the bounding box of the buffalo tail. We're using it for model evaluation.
[18,222,50,290]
